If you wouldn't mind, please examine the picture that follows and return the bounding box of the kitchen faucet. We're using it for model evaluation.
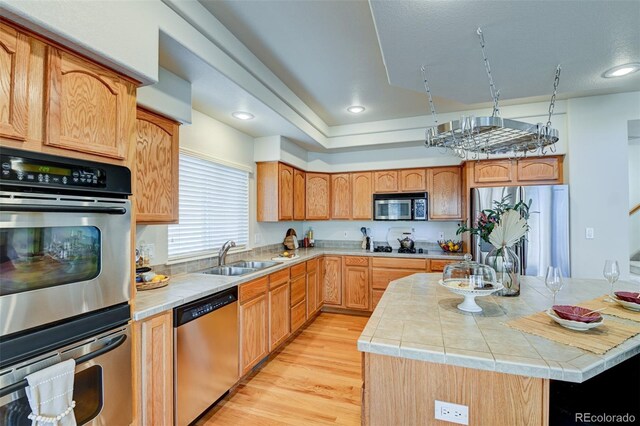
[218,240,236,266]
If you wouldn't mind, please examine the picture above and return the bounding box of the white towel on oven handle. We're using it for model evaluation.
[25,359,77,426]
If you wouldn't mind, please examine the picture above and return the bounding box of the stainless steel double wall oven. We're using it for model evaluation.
[0,148,133,426]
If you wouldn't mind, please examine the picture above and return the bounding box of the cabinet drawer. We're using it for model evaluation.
[430,259,457,273]
[290,275,306,306]
[269,268,290,289]
[371,257,426,270]
[306,258,318,272]
[344,256,369,266]
[239,277,268,303]
[372,290,385,310]
[291,300,306,332]
[372,269,419,290]
[290,262,306,278]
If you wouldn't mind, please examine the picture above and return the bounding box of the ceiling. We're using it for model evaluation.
[197,0,639,129]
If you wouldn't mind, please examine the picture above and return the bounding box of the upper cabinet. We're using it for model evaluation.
[331,173,351,219]
[373,170,398,193]
[45,46,136,160]
[399,168,426,192]
[278,163,294,220]
[0,22,29,142]
[257,162,305,222]
[135,107,179,224]
[428,166,462,220]
[469,156,564,187]
[293,168,306,220]
[351,172,372,220]
[306,172,330,220]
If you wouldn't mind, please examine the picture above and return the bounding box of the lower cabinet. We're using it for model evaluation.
[343,257,370,311]
[429,259,457,273]
[371,257,427,310]
[290,265,307,333]
[306,259,321,316]
[136,311,173,426]
[322,256,342,305]
[239,277,269,375]
[268,280,290,351]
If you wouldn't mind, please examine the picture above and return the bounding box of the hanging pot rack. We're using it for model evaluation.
[423,28,561,159]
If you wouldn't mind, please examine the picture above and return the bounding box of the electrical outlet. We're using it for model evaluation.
[585,227,594,239]
[438,232,445,240]
[435,400,468,425]
[254,233,262,244]
[343,231,348,239]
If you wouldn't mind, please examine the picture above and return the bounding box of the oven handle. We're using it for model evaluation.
[0,334,127,398]
[3,205,127,215]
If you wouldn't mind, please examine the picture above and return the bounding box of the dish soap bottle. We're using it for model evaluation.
[308,227,314,247]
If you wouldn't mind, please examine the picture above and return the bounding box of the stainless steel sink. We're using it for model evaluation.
[202,266,256,276]
[229,260,279,269]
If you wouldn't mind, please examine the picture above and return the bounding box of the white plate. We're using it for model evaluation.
[611,295,640,312]
[546,309,604,331]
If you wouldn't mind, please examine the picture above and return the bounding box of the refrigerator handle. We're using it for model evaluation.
[518,186,527,274]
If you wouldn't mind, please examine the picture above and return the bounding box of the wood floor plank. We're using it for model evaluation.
[195,313,368,425]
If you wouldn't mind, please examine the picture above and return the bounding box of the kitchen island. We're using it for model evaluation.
[358,274,640,425]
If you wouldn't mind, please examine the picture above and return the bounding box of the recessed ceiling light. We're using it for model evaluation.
[232,111,254,120]
[347,105,365,114]
[602,63,640,78]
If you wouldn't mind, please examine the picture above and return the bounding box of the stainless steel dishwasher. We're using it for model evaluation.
[174,287,239,426]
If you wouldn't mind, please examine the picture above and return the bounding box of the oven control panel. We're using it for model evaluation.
[1,153,106,188]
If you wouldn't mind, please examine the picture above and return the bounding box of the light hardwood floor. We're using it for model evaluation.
[196,313,368,425]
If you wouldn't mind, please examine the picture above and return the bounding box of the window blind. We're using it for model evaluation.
[168,151,249,261]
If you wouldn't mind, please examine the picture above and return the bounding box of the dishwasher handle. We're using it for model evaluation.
[174,287,238,328]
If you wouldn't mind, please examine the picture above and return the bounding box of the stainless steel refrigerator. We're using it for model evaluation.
[471,185,570,278]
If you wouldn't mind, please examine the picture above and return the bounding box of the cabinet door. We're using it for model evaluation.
[371,268,419,291]
[0,23,29,142]
[373,170,398,193]
[135,107,179,223]
[290,274,306,307]
[269,282,290,351]
[428,166,462,220]
[293,168,306,220]
[399,169,426,192]
[473,160,513,184]
[351,172,372,220]
[429,259,457,273]
[306,173,330,220]
[45,47,135,160]
[516,157,560,182]
[331,173,352,219]
[322,256,342,305]
[278,163,294,220]
[343,260,370,311]
[138,312,173,426]
[240,294,268,375]
[306,263,318,316]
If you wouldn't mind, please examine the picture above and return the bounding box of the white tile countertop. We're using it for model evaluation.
[133,247,464,321]
[357,274,640,383]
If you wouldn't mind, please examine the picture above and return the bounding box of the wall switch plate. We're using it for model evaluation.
[435,400,469,425]
[343,231,348,239]
[585,227,594,239]
[438,232,445,240]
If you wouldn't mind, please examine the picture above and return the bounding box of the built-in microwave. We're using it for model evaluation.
[373,192,428,221]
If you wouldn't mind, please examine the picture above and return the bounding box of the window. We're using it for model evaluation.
[168,151,249,261]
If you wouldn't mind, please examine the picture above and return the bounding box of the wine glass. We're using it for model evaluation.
[603,260,620,302]
[545,266,564,307]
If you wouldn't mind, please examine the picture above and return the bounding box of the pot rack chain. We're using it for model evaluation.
[421,65,439,126]
[477,27,500,118]
[540,64,562,155]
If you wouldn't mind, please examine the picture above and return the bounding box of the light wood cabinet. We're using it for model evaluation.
[306,259,320,316]
[351,172,372,220]
[239,277,269,375]
[278,163,294,220]
[293,168,306,220]
[331,173,351,219]
[135,107,179,223]
[399,168,426,192]
[428,166,462,220]
[343,257,370,311]
[306,172,331,220]
[429,259,457,273]
[45,46,136,160]
[322,256,342,306]
[371,257,426,310]
[373,170,398,193]
[473,160,513,184]
[0,22,29,142]
[268,279,290,351]
[136,311,173,426]
[516,157,560,182]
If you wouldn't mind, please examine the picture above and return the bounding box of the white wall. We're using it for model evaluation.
[628,125,640,259]
[137,68,192,124]
[567,92,640,280]
[308,221,460,244]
